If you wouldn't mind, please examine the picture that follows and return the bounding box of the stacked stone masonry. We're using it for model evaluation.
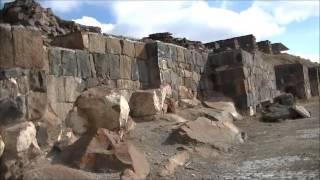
[205,49,279,111]
[0,23,319,118]
[274,63,312,99]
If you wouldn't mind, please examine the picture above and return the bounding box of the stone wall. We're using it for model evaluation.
[155,41,208,100]
[274,63,311,99]
[205,49,278,112]
[308,67,320,96]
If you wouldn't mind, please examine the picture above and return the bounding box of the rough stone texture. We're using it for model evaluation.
[27,91,47,121]
[308,67,320,97]
[0,24,14,68]
[135,42,148,60]
[51,32,89,50]
[275,63,311,99]
[1,121,38,155]
[88,33,105,54]
[120,55,132,80]
[12,26,44,69]
[0,136,4,158]
[75,86,130,130]
[61,49,77,76]
[76,50,92,78]
[129,90,161,117]
[121,39,135,57]
[106,37,122,55]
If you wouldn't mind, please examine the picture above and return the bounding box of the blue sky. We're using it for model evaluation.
[1,0,319,62]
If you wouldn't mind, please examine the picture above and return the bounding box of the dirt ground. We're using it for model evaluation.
[130,97,320,180]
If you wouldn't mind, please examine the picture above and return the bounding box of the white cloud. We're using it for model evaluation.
[41,1,83,13]
[73,16,114,33]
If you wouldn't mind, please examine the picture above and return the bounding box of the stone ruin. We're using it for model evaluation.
[0,0,319,179]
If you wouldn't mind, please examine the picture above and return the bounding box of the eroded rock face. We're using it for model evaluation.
[203,100,243,121]
[75,86,130,130]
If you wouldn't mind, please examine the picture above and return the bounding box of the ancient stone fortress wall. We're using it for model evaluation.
[274,63,312,99]
[206,49,278,112]
[155,41,208,100]
[308,67,320,96]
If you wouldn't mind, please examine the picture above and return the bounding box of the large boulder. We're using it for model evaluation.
[0,95,26,126]
[129,90,161,117]
[173,117,244,151]
[203,101,243,121]
[262,103,295,122]
[75,86,130,130]
[57,128,149,178]
[0,121,41,179]
[274,93,295,106]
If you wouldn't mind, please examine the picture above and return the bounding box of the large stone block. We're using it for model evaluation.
[135,42,148,60]
[51,32,89,50]
[106,37,122,55]
[93,53,109,79]
[76,50,91,78]
[29,69,46,92]
[137,61,149,83]
[157,42,170,59]
[12,26,44,69]
[88,33,105,54]
[61,49,77,76]
[0,24,14,68]
[131,59,139,81]
[121,39,135,57]
[109,54,121,80]
[48,47,62,76]
[64,76,83,103]
[177,47,185,62]
[120,55,132,80]
[27,92,47,121]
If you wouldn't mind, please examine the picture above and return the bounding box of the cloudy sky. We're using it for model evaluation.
[1,0,319,62]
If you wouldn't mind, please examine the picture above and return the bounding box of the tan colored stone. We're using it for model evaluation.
[0,135,4,158]
[159,150,190,177]
[121,39,135,57]
[27,92,48,121]
[12,26,44,69]
[106,37,122,54]
[51,31,89,50]
[88,33,105,53]
[129,90,161,117]
[203,100,243,121]
[134,42,148,60]
[75,86,130,130]
[0,24,14,68]
[120,55,132,80]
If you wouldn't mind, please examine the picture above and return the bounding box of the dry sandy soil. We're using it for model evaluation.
[130,97,320,179]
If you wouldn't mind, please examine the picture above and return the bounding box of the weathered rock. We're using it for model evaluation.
[159,150,190,177]
[53,128,78,152]
[0,135,4,158]
[106,37,122,55]
[88,33,105,53]
[291,105,311,118]
[262,103,295,122]
[35,105,62,148]
[27,91,47,121]
[134,42,148,60]
[129,90,161,117]
[203,100,243,121]
[0,24,14,68]
[173,117,244,151]
[121,40,135,57]
[166,98,177,113]
[0,96,26,125]
[1,121,39,157]
[160,114,188,123]
[274,93,295,106]
[65,107,89,135]
[57,128,149,178]
[12,26,44,69]
[179,98,201,108]
[75,86,130,130]
[178,85,194,99]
